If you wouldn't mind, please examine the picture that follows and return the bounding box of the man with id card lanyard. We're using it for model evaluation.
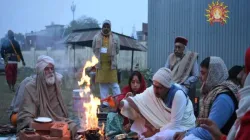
[92,20,121,108]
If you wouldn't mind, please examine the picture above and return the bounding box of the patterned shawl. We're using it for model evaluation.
[169,51,198,84]
[199,56,239,118]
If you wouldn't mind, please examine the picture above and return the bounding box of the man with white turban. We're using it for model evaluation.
[119,67,196,140]
[92,20,121,108]
[17,55,78,139]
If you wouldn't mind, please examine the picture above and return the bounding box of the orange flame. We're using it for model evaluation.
[83,94,101,130]
[78,56,98,96]
[77,55,104,132]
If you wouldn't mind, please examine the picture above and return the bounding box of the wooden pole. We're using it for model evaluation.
[131,50,134,72]
[73,44,75,71]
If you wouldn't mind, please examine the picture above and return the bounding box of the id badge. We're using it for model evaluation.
[100,47,108,53]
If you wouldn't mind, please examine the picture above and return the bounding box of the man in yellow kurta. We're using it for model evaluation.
[92,20,121,108]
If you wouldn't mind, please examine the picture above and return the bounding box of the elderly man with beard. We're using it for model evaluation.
[92,20,121,108]
[17,55,78,139]
[165,37,199,94]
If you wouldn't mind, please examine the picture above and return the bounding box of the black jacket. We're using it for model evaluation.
[1,38,24,62]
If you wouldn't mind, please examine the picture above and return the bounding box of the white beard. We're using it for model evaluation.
[45,74,55,86]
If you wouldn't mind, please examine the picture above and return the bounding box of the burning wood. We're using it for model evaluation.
[76,56,105,140]
[77,128,102,140]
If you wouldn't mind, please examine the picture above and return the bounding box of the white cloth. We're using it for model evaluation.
[144,129,183,140]
[121,99,141,120]
[131,117,147,138]
[152,67,172,88]
[161,91,195,131]
[36,55,55,74]
[227,74,250,140]
[121,86,196,139]
[143,91,196,140]
[121,86,170,129]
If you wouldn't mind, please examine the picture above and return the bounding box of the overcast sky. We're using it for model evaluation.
[0,0,148,37]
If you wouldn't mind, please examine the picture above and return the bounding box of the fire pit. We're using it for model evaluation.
[75,56,105,140]
[77,128,102,140]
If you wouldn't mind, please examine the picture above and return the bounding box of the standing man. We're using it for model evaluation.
[92,20,121,108]
[165,36,199,94]
[1,30,25,92]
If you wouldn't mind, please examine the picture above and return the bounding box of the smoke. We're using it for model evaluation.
[21,21,97,91]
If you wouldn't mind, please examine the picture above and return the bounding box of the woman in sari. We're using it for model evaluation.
[105,71,147,139]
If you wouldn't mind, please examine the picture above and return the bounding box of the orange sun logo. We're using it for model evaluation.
[205,1,229,25]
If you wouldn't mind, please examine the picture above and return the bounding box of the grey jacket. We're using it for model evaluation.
[92,32,120,69]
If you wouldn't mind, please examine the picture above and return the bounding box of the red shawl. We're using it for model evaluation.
[116,72,147,126]
[235,110,250,140]
[245,47,250,73]
[221,110,250,140]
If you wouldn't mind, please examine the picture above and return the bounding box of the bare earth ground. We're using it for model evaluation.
[0,68,129,125]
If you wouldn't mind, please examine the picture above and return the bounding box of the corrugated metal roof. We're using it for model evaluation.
[65,28,147,51]
[148,0,250,72]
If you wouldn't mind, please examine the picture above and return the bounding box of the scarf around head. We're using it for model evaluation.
[201,56,229,95]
